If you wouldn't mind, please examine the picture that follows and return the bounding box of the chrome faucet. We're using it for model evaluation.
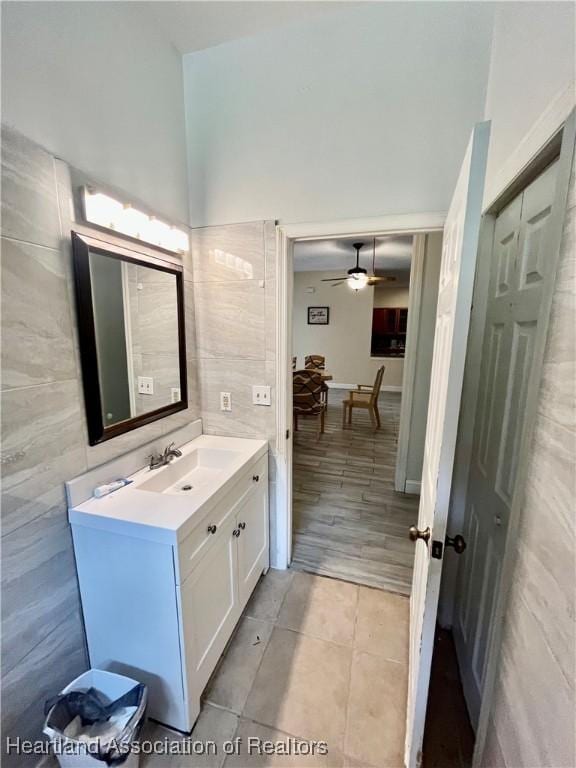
[149,442,182,470]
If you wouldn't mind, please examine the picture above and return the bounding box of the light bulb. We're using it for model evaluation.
[347,273,368,291]
[115,205,149,239]
[84,190,123,229]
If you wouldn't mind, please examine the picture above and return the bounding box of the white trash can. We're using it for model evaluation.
[43,669,147,768]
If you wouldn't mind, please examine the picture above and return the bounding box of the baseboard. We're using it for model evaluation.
[404,480,421,495]
[328,382,402,393]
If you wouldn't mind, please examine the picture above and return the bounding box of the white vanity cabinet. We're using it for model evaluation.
[70,439,268,733]
[177,468,268,700]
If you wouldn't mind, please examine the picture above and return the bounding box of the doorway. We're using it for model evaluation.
[290,234,419,593]
[286,229,444,594]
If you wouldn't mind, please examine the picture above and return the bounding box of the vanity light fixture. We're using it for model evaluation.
[82,187,189,254]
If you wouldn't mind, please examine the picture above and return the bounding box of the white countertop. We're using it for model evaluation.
[68,434,268,544]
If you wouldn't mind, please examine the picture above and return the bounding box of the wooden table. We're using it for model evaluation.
[307,369,333,382]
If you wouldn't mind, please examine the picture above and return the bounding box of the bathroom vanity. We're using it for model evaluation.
[69,433,269,732]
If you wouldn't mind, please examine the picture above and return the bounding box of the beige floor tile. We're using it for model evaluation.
[141,704,239,767]
[244,569,294,622]
[277,573,358,646]
[224,719,344,767]
[345,652,406,768]
[354,587,409,664]
[243,627,352,752]
[205,617,274,713]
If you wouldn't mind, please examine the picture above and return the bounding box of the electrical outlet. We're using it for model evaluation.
[220,392,232,411]
[171,387,181,403]
[252,385,271,406]
[138,376,154,395]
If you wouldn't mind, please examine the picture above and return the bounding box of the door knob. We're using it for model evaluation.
[445,534,466,554]
[238,522,246,530]
[233,529,241,538]
[253,475,260,483]
[207,524,217,535]
[409,526,431,544]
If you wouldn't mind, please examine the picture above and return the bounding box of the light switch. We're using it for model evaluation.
[171,387,181,403]
[220,392,232,411]
[252,385,271,406]
[138,376,154,395]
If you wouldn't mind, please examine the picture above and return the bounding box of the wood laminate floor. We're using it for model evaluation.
[291,389,419,595]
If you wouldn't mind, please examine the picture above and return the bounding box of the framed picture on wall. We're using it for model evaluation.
[308,306,330,325]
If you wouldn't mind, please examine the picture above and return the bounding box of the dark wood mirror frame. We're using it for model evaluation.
[71,231,188,446]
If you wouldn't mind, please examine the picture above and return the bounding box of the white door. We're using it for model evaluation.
[405,121,490,768]
[237,480,269,605]
[453,160,559,727]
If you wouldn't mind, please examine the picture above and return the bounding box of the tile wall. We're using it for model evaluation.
[0,125,202,761]
[187,220,279,561]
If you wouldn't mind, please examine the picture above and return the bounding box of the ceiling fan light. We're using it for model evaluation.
[347,273,368,291]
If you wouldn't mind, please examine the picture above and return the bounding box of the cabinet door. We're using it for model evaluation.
[236,481,269,607]
[179,516,240,696]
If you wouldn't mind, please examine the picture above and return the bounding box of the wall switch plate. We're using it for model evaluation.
[138,376,154,395]
[220,392,232,411]
[252,385,271,406]
[170,387,181,403]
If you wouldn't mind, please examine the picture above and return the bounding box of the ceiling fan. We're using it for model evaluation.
[321,239,396,290]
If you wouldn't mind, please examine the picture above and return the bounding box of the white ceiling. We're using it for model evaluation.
[293,235,413,274]
[144,2,358,55]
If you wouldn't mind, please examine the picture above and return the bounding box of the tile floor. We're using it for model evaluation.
[143,568,409,768]
[292,390,419,594]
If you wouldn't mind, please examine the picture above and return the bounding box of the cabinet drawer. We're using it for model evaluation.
[176,455,267,584]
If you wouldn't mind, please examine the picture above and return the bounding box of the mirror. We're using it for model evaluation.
[72,232,187,445]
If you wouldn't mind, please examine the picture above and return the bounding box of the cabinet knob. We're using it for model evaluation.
[238,522,246,530]
[232,528,241,538]
[253,475,260,482]
[207,524,217,535]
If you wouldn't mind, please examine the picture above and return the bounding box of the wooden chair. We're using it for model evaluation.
[342,365,386,430]
[293,369,326,438]
[305,354,325,370]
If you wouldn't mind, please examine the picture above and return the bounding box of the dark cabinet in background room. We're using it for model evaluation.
[371,307,408,357]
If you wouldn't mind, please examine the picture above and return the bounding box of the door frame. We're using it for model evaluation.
[469,108,576,767]
[395,233,426,494]
[274,212,445,569]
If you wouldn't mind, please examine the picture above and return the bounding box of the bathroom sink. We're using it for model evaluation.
[138,447,240,495]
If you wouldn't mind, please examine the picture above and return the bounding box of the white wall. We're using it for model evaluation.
[293,271,405,389]
[1,1,189,223]
[373,285,410,309]
[183,2,494,227]
[483,1,575,206]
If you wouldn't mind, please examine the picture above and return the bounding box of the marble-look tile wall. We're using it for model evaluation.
[187,220,279,562]
[126,264,181,416]
[481,146,576,766]
[0,125,202,760]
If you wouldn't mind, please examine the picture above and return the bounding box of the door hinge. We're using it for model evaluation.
[431,540,443,559]
[286,428,290,440]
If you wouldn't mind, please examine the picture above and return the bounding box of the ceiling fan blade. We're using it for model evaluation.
[321,277,349,282]
[368,275,396,284]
